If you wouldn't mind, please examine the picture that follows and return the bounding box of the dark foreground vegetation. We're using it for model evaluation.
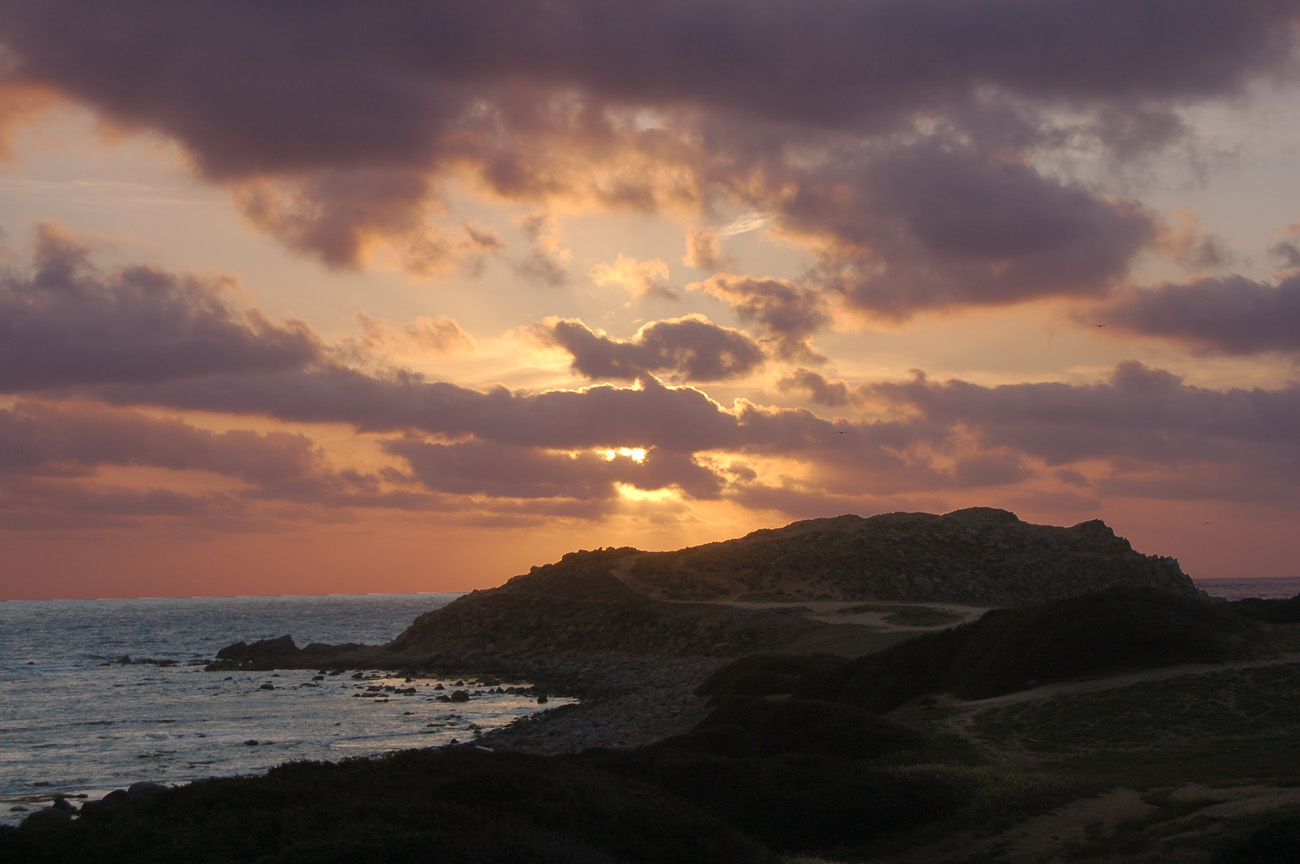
[699,587,1265,713]
[8,588,1300,863]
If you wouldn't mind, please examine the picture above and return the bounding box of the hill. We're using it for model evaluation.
[385,508,1199,662]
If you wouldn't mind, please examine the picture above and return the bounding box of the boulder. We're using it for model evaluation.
[22,807,71,827]
[214,635,301,667]
[126,782,167,801]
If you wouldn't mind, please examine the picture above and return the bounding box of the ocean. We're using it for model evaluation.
[1193,576,1300,601]
[0,594,571,826]
[3,578,1295,825]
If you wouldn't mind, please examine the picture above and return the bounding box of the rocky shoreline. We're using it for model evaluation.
[208,636,729,754]
[469,652,728,753]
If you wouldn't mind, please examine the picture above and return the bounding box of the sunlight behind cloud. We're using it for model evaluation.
[615,482,676,502]
[602,447,648,463]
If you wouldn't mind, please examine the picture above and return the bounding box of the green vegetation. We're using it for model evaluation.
[971,663,1300,757]
[815,587,1260,711]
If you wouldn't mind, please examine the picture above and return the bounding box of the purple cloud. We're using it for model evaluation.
[0,225,320,392]
[3,0,1290,291]
[869,361,1300,466]
[538,316,765,382]
[384,438,724,501]
[691,275,829,360]
[1097,274,1300,354]
[777,368,853,407]
[781,143,1158,318]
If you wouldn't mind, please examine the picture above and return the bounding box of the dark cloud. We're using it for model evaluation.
[869,361,1300,467]
[0,224,320,392]
[538,315,765,381]
[98,367,746,454]
[0,476,237,531]
[1271,230,1300,269]
[4,1,1292,169]
[384,439,723,501]
[782,143,1158,318]
[691,275,828,361]
[0,401,323,488]
[1096,274,1300,354]
[4,0,1291,289]
[777,368,853,407]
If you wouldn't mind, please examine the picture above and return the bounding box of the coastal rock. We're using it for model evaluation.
[22,807,70,827]
[215,634,301,664]
[126,782,167,801]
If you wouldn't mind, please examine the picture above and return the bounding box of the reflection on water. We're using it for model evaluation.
[0,594,568,824]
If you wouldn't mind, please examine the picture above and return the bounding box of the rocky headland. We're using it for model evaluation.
[203,507,1202,753]
[211,507,1198,677]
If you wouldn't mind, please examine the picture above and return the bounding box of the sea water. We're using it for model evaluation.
[0,594,570,825]
[1194,576,1300,601]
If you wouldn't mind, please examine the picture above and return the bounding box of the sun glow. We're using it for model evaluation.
[615,482,676,502]
[602,447,647,463]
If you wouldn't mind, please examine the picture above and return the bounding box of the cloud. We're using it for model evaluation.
[868,361,1300,467]
[352,311,475,357]
[5,2,1293,168]
[384,438,724,501]
[234,172,505,273]
[690,274,829,361]
[0,224,320,392]
[510,211,572,286]
[1270,224,1300,269]
[0,400,323,487]
[777,368,853,407]
[1096,274,1300,354]
[779,142,1158,319]
[590,253,674,300]
[536,315,765,382]
[4,0,1294,290]
[682,228,731,272]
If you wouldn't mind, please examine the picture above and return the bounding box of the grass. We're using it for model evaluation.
[971,663,1300,758]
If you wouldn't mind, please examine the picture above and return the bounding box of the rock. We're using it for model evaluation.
[126,782,167,801]
[214,635,301,667]
[51,797,77,814]
[450,690,470,703]
[22,807,71,826]
[259,683,275,690]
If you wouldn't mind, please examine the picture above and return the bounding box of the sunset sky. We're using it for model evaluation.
[2,1,1299,600]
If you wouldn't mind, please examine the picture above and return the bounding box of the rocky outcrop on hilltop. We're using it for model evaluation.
[386,558,824,662]
[620,507,1196,605]
[385,508,1198,661]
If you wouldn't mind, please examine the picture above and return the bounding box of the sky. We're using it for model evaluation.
[1,1,1300,600]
